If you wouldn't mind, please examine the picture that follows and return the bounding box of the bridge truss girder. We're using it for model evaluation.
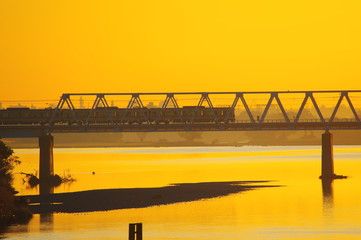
[48,91,361,127]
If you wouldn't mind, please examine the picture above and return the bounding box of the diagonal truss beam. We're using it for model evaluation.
[259,93,290,123]
[197,93,214,108]
[190,93,218,123]
[294,92,325,123]
[119,94,150,124]
[86,95,114,125]
[58,94,76,110]
[48,94,76,127]
[329,92,360,122]
[230,93,255,123]
[162,94,179,108]
[162,94,183,123]
[127,94,145,109]
[274,94,290,123]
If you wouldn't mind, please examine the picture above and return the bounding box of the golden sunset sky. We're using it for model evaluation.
[1,1,360,101]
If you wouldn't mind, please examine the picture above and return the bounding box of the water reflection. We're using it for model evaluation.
[39,183,54,232]
[321,179,334,215]
[6,146,361,240]
[40,213,53,232]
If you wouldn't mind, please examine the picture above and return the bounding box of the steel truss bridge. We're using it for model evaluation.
[1,90,361,138]
[2,90,359,182]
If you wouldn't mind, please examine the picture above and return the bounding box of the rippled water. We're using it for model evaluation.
[2,146,361,239]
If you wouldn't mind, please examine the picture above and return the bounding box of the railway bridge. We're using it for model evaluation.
[1,90,361,183]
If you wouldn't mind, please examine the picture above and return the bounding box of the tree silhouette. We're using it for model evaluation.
[0,139,32,226]
[0,140,20,193]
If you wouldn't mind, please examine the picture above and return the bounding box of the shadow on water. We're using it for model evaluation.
[321,179,334,214]
[39,185,54,231]
[26,181,278,214]
[40,212,53,232]
[37,183,55,231]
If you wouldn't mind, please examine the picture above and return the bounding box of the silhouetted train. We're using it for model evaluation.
[0,106,235,125]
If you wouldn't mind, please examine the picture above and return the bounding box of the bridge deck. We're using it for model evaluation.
[1,121,361,138]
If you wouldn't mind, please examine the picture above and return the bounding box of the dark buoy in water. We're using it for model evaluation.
[92,171,95,175]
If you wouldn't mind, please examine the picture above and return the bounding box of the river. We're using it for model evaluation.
[2,146,361,239]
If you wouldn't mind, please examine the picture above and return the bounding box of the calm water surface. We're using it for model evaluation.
[2,146,361,239]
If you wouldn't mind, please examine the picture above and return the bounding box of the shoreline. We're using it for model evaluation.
[10,143,361,150]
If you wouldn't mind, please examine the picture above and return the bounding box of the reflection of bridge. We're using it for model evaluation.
[1,91,360,184]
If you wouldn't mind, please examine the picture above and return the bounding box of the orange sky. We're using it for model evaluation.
[1,0,361,102]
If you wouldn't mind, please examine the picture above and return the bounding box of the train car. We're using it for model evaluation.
[115,108,150,124]
[61,107,151,125]
[204,107,235,123]
[148,106,235,124]
[149,108,179,124]
[0,108,53,125]
[59,109,91,125]
[93,107,149,125]
[179,106,235,123]
[0,106,236,125]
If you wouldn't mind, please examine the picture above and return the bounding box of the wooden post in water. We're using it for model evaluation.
[129,223,142,240]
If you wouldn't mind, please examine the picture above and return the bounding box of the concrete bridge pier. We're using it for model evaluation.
[39,134,54,183]
[320,131,346,180]
[320,130,334,179]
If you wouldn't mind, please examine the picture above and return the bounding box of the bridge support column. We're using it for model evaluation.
[39,134,54,182]
[320,131,334,179]
[320,131,346,180]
